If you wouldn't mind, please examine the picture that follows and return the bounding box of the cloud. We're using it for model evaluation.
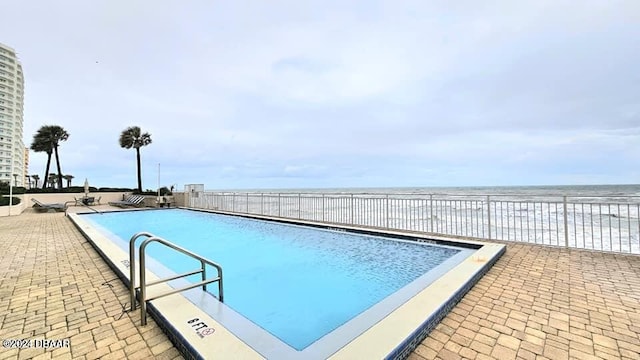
[3,0,639,189]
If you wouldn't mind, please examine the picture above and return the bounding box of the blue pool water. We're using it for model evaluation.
[83,209,465,350]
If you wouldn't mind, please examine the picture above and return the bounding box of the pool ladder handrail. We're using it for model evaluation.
[129,232,224,325]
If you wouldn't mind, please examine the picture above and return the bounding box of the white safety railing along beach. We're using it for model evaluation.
[186,192,640,254]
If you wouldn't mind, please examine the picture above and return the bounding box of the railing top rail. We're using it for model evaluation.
[129,232,156,256]
[139,236,223,272]
[136,234,225,325]
[202,191,640,200]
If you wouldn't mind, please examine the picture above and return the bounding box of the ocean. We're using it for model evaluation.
[210,184,640,199]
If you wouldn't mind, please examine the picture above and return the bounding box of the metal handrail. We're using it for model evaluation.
[63,200,102,216]
[128,233,224,325]
[129,232,155,311]
[63,201,75,216]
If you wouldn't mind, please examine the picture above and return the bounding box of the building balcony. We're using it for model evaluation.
[0,56,15,64]
[0,64,15,73]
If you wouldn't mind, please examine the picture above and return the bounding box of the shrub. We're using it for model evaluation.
[98,187,136,192]
[25,187,136,194]
[24,188,54,193]
[25,187,85,193]
[132,189,160,195]
[0,196,21,206]
[0,182,26,194]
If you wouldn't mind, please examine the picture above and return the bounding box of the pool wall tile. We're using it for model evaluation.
[386,245,506,360]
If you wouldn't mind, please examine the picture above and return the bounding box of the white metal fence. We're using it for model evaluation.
[186,192,640,255]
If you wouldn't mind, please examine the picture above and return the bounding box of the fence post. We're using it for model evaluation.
[322,194,325,222]
[487,195,492,240]
[350,194,354,224]
[385,195,390,229]
[232,193,236,212]
[278,193,281,217]
[563,196,569,247]
[261,193,264,215]
[429,194,434,232]
[246,193,249,213]
[298,193,301,219]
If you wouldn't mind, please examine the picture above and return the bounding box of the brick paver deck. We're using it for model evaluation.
[0,211,182,360]
[410,244,640,360]
[1,210,639,359]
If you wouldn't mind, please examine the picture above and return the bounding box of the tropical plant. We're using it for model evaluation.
[63,174,74,188]
[31,175,40,188]
[30,125,69,189]
[119,126,152,193]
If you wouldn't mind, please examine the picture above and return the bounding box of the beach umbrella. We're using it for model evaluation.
[84,178,89,196]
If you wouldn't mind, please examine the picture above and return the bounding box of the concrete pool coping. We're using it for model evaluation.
[68,208,505,359]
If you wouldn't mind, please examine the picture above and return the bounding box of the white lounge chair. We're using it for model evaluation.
[31,198,67,212]
[108,195,146,208]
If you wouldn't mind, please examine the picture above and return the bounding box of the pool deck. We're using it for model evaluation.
[1,208,639,360]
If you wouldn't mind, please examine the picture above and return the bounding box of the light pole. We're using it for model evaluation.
[8,154,13,216]
[157,163,161,206]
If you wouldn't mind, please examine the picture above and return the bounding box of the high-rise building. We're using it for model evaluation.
[0,42,25,187]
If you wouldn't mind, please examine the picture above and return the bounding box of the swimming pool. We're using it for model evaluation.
[70,208,505,359]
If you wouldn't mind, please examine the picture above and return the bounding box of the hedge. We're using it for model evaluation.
[0,196,21,206]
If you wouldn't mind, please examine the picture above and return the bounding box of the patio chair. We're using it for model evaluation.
[74,196,101,206]
[108,195,146,208]
[31,198,67,212]
[158,196,174,208]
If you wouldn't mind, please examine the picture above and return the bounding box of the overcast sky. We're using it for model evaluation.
[2,0,639,190]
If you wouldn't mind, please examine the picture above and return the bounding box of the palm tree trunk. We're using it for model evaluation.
[136,147,142,193]
[42,152,52,189]
[54,145,63,189]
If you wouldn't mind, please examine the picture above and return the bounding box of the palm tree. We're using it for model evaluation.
[119,126,152,193]
[31,125,69,189]
[31,175,40,188]
[63,174,74,188]
[47,173,57,189]
[50,126,69,189]
[30,133,53,189]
